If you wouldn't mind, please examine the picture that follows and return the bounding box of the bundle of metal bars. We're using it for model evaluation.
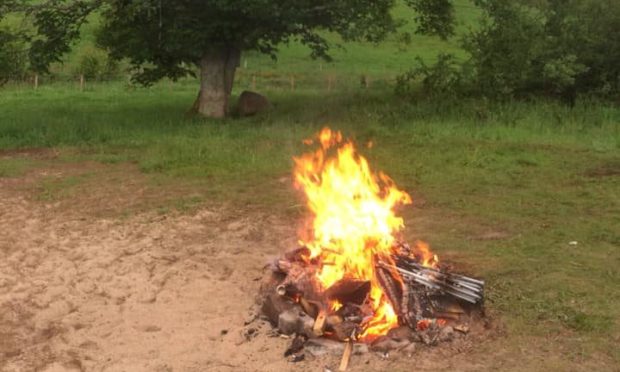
[378,256,484,304]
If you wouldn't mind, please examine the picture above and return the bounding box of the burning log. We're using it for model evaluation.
[375,266,403,315]
[325,278,371,305]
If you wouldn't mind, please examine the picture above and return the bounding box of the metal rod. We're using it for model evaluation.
[394,266,482,300]
[378,261,483,304]
[395,257,485,286]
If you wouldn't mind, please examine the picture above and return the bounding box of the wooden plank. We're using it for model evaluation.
[338,341,353,371]
[312,308,327,336]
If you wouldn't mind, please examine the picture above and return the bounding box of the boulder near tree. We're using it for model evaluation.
[236,91,271,117]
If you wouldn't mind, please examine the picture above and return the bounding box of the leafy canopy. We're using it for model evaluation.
[28,0,398,83]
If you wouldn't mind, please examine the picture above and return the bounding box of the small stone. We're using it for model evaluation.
[143,325,161,332]
[387,326,415,341]
[288,353,305,363]
[454,324,470,334]
[298,312,315,337]
[438,326,454,342]
[418,331,436,345]
[278,309,301,335]
[370,336,411,352]
[261,293,295,326]
[403,342,416,356]
[243,327,258,340]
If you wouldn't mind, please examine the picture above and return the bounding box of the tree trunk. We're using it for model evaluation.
[191,47,240,118]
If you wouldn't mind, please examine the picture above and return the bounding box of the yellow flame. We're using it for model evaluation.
[294,128,415,340]
[415,240,439,268]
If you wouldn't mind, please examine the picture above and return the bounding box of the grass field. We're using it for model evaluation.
[1,1,619,370]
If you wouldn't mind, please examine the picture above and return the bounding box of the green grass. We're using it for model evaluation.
[0,156,37,177]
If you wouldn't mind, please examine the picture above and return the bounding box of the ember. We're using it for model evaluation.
[260,128,485,367]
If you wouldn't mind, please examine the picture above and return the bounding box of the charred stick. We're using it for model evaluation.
[376,267,402,314]
[400,280,410,325]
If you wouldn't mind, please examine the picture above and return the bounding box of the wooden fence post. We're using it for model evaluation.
[80,74,85,91]
[361,74,370,89]
[327,75,335,92]
[34,74,39,89]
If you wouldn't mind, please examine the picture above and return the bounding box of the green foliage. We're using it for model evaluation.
[464,0,620,100]
[406,0,455,39]
[0,27,29,85]
[0,0,29,84]
[72,44,119,80]
[398,0,620,102]
[395,53,470,98]
[27,0,100,73]
[28,0,401,84]
[24,0,463,87]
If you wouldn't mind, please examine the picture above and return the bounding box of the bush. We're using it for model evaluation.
[0,27,29,85]
[72,45,119,81]
[465,0,620,101]
[395,53,471,99]
[398,0,620,102]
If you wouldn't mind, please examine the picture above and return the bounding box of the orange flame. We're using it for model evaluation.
[294,128,415,340]
[414,240,439,268]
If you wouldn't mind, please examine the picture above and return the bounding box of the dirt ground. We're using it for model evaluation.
[0,154,611,372]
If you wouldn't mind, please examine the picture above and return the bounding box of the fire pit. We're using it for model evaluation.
[258,128,485,369]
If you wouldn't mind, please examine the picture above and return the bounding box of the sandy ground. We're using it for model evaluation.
[1,156,612,372]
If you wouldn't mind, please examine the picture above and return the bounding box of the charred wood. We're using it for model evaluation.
[376,267,402,315]
[325,278,371,305]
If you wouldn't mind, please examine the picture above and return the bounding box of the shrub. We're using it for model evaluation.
[72,45,119,81]
[395,53,471,99]
[0,27,29,85]
[465,0,620,101]
[398,0,620,102]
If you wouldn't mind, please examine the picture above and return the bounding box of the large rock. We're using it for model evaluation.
[236,90,271,116]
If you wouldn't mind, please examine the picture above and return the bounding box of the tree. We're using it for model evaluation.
[0,0,29,86]
[397,0,620,102]
[26,0,402,118]
[463,0,620,101]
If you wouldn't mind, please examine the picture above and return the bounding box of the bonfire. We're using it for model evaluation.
[259,128,484,369]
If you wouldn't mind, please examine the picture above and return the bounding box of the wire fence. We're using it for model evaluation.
[1,68,401,94]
